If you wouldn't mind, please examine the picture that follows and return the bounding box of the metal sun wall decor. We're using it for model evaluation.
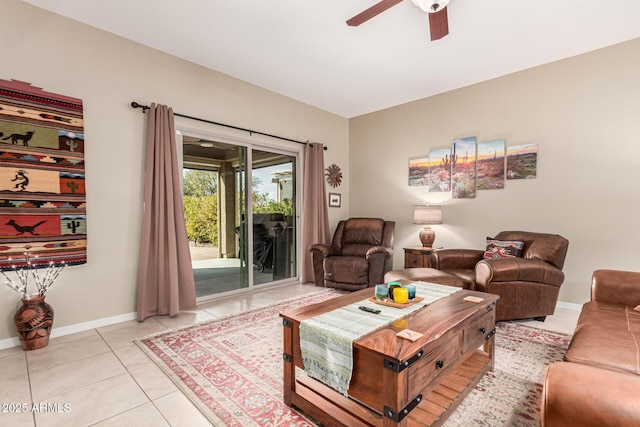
[408,136,537,196]
[325,163,342,188]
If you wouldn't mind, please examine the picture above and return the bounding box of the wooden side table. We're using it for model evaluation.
[404,247,435,268]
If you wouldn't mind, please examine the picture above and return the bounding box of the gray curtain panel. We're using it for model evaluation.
[300,142,330,283]
[136,103,196,321]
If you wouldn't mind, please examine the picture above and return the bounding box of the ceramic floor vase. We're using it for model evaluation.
[14,295,54,351]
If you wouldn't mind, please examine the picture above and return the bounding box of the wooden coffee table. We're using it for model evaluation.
[280,286,499,427]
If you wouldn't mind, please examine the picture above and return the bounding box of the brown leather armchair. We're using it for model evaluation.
[429,231,569,321]
[310,218,395,291]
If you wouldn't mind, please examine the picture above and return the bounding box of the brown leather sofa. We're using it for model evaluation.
[541,269,640,427]
[429,231,569,321]
[310,218,394,291]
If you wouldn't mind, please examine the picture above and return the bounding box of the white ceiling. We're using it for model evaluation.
[22,0,640,118]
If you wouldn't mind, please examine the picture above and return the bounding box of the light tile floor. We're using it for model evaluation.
[0,284,580,427]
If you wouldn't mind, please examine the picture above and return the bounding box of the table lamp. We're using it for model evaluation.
[413,205,442,247]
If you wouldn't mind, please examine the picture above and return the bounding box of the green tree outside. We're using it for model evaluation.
[184,194,218,244]
[251,176,293,215]
[184,169,218,245]
[184,169,217,197]
[184,169,293,245]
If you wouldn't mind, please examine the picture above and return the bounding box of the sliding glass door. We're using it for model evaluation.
[181,134,297,298]
[251,149,296,285]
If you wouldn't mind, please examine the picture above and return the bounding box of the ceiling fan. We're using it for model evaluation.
[346,0,451,41]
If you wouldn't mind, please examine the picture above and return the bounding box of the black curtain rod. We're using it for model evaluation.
[130,102,327,150]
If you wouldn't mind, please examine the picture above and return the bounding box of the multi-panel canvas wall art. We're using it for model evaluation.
[451,136,477,199]
[408,155,429,187]
[427,147,451,192]
[0,80,86,269]
[507,143,538,179]
[477,139,506,190]
[409,137,536,197]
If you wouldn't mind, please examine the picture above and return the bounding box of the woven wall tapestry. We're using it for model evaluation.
[0,79,86,269]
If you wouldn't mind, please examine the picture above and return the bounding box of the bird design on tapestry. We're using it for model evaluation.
[7,219,47,235]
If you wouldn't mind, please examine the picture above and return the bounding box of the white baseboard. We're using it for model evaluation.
[0,311,137,350]
[0,337,20,350]
[556,300,582,312]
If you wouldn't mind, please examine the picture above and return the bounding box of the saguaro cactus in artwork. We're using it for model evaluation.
[66,181,79,194]
[441,145,458,169]
[65,140,79,152]
[67,220,80,234]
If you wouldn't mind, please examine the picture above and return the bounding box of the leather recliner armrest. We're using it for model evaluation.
[309,243,340,259]
[542,362,640,427]
[365,246,392,259]
[475,258,564,287]
[429,249,484,270]
[591,269,640,306]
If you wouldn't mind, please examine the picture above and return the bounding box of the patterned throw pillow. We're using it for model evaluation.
[483,237,525,259]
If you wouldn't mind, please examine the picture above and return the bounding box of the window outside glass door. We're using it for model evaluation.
[251,149,296,284]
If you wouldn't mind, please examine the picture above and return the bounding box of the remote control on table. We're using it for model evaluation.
[359,306,381,314]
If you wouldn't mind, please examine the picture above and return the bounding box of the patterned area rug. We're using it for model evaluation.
[443,321,570,427]
[135,290,571,427]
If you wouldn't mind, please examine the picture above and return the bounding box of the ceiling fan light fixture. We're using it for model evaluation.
[411,0,450,13]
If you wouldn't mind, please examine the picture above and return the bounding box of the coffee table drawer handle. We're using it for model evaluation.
[436,359,444,369]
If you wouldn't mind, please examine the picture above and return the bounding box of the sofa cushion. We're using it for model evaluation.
[565,301,640,375]
[443,269,476,289]
[483,237,524,259]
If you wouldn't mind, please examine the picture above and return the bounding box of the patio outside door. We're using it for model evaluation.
[181,134,297,299]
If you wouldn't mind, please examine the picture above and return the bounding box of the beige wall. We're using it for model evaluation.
[349,37,640,305]
[0,0,349,342]
[3,0,638,344]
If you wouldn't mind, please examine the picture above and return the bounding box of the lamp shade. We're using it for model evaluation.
[413,205,443,225]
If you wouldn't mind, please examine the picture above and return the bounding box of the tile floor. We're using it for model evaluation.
[0,283,580,427]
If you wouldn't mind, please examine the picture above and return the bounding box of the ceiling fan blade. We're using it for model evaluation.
[346,0,404,26]
[429,6,449,40]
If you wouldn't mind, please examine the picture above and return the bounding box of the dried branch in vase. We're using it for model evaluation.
[2,253,66,299]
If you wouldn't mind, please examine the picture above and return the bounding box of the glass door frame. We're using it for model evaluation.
[177,128,303,302]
